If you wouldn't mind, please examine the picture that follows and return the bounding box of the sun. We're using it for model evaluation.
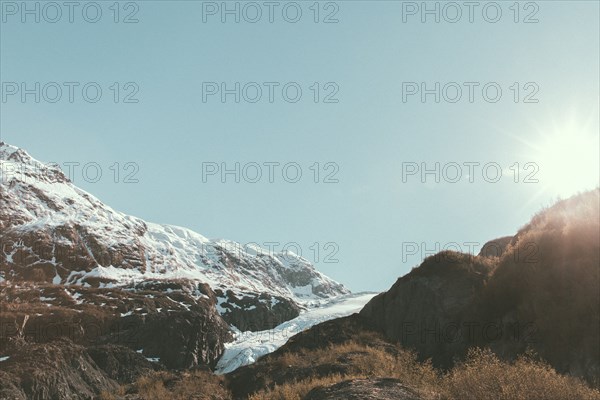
[529,115,599,198]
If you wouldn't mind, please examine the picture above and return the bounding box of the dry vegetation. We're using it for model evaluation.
[246,343,600,400]
[256,341,440,399]
[100,370,232,400]
[442,348,600,400]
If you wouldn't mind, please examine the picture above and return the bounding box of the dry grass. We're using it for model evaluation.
[441,348,600,400]
[248,344,600,400]
[248,374,345,400]
[99,386,125,400]
[86,341,600,400]
[135,372,173,400]
[249,341,440,400]
[133,370,231,400]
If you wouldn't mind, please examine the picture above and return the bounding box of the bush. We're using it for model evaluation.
[441,348,600,400]
[132,370,231,400]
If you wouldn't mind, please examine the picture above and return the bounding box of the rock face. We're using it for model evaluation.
[0,281,232,369]
[86,344,161,384]
[214,289,301,331]
[107,309,231,370]
[0,338,120,400]
[0,281,234,397]
[303,378,423,400]
[360,189,600,383]
[360,251,494,366]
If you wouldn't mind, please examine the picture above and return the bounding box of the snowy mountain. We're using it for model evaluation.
[0,142,349,306]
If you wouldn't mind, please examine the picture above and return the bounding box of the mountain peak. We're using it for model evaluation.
[0,141,27,161]
[0,142,43,169]
[0,142,69,186]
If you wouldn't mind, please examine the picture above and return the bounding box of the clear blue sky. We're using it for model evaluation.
[1,1,598,291]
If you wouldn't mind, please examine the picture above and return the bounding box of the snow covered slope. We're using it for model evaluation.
[215,292,377,374]
[0,142,348,302]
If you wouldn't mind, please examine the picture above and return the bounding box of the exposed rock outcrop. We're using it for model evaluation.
[87,344,161,384]
[303,378,423,400]
[106,309,231,370]
[0,338,120,400]
[360,251,495,366]
[0,282,232,369]
[214,289,301,331]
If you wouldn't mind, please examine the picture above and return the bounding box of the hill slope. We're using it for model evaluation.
[360,189,600,383]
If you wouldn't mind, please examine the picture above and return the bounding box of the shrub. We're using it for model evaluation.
[131,369,231,400]
[441,348,600,400]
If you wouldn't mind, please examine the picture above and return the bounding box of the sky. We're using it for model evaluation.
[1,0,599,292]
